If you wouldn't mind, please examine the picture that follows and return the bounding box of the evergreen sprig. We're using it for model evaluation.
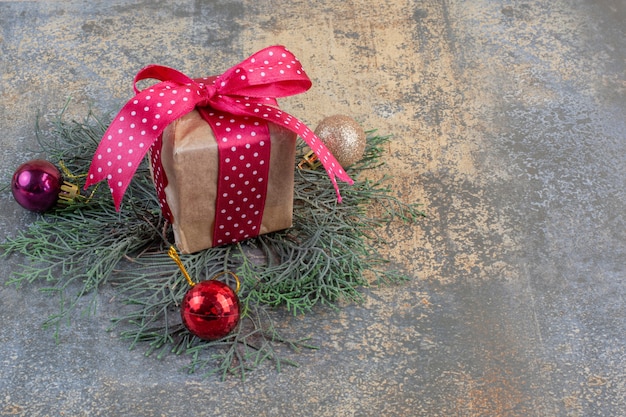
[1,108,424,379]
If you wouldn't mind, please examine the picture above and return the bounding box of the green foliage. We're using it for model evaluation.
[1,108,424,379]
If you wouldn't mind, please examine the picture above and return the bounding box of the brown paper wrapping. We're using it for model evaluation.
[159,109,296,253]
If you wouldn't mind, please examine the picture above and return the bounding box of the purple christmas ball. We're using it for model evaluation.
[11,159,62,212]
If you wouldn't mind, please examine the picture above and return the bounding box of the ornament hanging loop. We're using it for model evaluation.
[212,271,241,294]
[58,161,99,205]
[298,149,322,170]
[168,246,241,293]
[168,246,195,287]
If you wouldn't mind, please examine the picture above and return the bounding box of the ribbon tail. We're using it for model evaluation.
[84,122,151,211]
[84,84,200,210]
[235,102,354,202]
[302,131,355,204]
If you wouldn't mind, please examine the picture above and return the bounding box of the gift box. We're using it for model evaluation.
[159,109,296,253]
[85,45,353,253]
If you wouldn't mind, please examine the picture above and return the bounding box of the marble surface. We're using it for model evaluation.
[1,1,625,415]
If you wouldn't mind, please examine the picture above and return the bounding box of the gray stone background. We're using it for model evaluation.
[1,1,625,416]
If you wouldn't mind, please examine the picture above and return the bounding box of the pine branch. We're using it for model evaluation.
[1,108,424,379]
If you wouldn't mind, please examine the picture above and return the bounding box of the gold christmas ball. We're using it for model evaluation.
[314,115,366,167]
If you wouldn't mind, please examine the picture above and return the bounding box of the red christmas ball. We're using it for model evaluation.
[181,280,241,340]
[11,159,63,212]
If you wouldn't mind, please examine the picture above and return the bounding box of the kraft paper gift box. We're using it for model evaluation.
[84,46,353,254]
[158,110,296,254]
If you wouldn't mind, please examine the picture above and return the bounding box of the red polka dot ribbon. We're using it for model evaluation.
[85,45,353,244]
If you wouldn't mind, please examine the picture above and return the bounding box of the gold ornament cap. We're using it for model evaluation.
[314,115,366,167]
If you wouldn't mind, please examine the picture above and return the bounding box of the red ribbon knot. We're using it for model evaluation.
[193,83,215,107]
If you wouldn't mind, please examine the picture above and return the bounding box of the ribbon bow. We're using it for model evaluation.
[85,46,354,217]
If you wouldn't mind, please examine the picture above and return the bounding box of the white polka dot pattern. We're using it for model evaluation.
[198,107,271,245]
[84,45,353,244]
[148,133,172,221]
